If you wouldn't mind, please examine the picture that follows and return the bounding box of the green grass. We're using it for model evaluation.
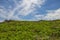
[0,20,60,40]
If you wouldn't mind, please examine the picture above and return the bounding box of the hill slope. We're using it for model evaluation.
[0,20,60,40]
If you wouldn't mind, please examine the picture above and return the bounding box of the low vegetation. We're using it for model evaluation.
[0,20,60,40]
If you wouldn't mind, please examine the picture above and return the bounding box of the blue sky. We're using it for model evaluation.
[0,0,60,22]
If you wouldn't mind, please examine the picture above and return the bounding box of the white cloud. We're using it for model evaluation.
[0,7,7,19]
[0,0,46,22]
[16,0,45,16]
[0,0,60,22]
[44,8,60,20]
[7,0,46,20]
[34,15,44,20]
[0,20,4,23]
[34,8,60,20]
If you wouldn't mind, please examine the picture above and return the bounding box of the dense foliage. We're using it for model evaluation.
[0,20,60,40]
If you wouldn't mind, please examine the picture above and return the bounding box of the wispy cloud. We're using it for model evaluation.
[13,0,45,16]
[1,0,60,21]
[0,6,7,19]
[0,0,45,22]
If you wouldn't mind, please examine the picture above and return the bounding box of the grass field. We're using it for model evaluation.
[0,20,60,40]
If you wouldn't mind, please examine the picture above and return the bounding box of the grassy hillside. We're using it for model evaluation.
[0,20,60,40]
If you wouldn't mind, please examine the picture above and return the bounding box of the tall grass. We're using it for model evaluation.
[0,20,60,40]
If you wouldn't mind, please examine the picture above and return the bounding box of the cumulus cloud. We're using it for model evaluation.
[34,8,60,20]
[44,8,60,20]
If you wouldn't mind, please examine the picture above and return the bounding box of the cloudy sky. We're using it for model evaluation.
[0,0,60,22]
